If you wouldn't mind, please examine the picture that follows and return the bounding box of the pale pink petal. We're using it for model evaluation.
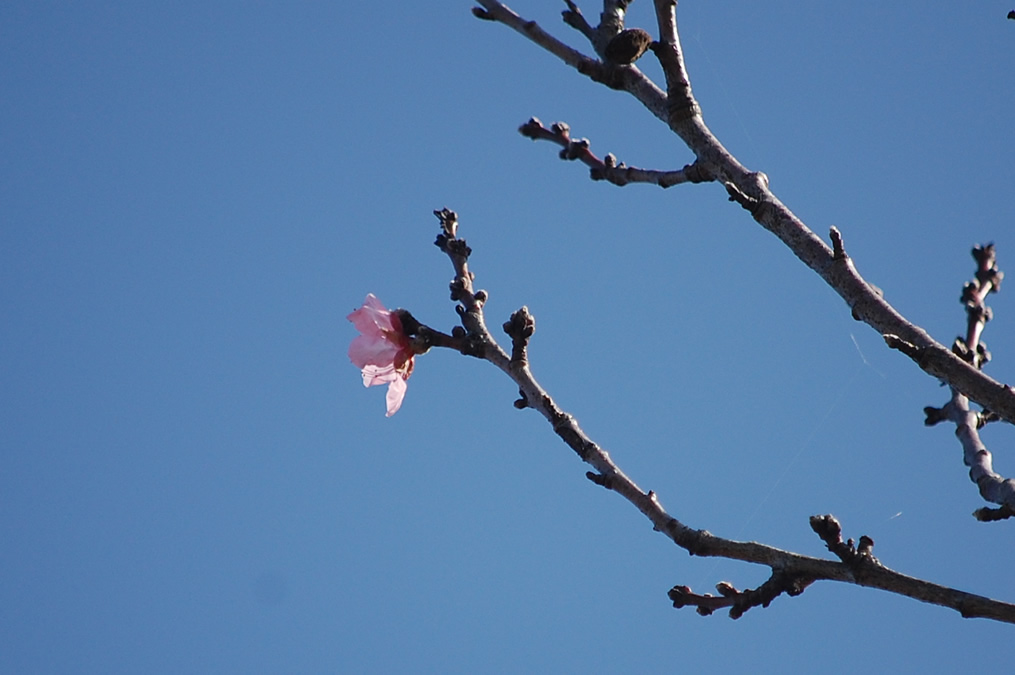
[349,334,400,369]
[346,294,397,335]
[348,294,413,417]
[347,294,409,369]
[384,376,408,416]
[361,364,397,388]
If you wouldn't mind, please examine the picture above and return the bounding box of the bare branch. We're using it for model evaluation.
[650,0,700,124]
[975,504,1015,521]
[561,1,644,60]
[920,244,1015,519]
[406,210,1015,624]
[669,571,813,620]
[474,1,668,102]
[560,1,595,43]
[430,207,512,366]
[473,0,1015,424]
[519,117,711,187]
[810,515,880,568]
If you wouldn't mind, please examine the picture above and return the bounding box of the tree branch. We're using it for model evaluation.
[471,0,1015,424]
[400,209,1015,624]
[519,117,711,187]
[922,244,1015,520]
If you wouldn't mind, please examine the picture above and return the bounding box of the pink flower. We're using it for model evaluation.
[347,294,415,416]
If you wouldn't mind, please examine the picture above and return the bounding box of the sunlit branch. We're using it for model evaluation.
[472,0,1015,424]
[401,208,1015,623]
[921,245,1015,520]
[519,117,711,187]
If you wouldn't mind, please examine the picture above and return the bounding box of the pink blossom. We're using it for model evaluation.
[347,294,415,416]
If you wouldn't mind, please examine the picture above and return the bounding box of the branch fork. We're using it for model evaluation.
[382,0,1015,623]
[390,209,1015,622]
[519,117,708,187]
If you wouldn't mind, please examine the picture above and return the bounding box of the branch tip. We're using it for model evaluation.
[503,306,536,364]
[810,514,880,567]
[974,504,1015,521]
[924,405,947,426]
[433,207,459,237]
[668,571,813,619]
[829,226,847,260]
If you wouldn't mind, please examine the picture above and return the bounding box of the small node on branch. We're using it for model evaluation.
[513,388,529,409]
[810,514,880,568]
[668,571,811,619]
[668,585,694,609]
[434,207,458,238]
[829,226,847,261]
[960,281,979,307]
[560,1,595,42]
[977,342,991,368]
[503,306,536,365]
[810,514,843,545]
[471,7,495,21]
[973,242,997,268]
[518,117,543,140]
[952,337,991,369]
[978,409,1002,428]
[974,503,1015,521]
[884,334,924,361]
[604,28,653,65]
[434,229,471,259]
[716,581,737,597]
[724,182,763,215]
[586,471,611,488]
[856,535,878,564]
[562,137,589,161]
[924,405,948,426]
[683,161,713,184]
[474,289,488,307]
[972,243,1004,294]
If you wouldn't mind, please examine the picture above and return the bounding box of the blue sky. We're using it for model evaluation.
[3,2,1015,672]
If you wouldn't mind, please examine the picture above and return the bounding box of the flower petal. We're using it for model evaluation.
[384,376,408,416]
[348,294,413,417]
[361,364,397,388]
[346,293,397,336]
[349,334,401,369]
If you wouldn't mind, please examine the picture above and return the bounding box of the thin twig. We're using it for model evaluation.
[923,245,1015,520]
[519,117,711,187]
[408,209,1015,623]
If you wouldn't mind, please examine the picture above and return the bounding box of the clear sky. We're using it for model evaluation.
[3,2,1015,672]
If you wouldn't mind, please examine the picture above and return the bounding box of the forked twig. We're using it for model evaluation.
[471,0,1015,423]
[922,245,1015,519]
[391,209,1015,623]
[519,117,711,187]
